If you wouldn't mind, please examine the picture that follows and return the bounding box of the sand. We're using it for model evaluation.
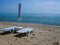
[0,22,60,45]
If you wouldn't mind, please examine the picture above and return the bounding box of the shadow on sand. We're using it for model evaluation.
[0,31,11,35]
[14,33,28,38]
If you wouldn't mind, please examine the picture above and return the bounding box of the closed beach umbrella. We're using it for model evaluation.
[18,3,21,27]
[18,3,21,20]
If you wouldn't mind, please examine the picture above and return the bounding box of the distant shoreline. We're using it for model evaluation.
[0,21,60,27]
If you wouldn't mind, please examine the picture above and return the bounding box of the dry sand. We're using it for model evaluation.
[0,22,60,45]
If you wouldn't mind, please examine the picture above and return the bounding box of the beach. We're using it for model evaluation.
[0,22,60,45]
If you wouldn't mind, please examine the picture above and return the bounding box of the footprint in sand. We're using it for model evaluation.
[53,42,59,45]
[39,32,42,34]
[32,34,35,36]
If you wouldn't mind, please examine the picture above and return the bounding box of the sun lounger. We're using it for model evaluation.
[17,27,34,34]
[2,27,15,32]
[2,26,23,32]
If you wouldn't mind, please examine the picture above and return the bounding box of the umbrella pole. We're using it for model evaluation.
[18,19,20,27]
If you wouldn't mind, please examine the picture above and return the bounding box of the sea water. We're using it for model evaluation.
[0,13,60,26]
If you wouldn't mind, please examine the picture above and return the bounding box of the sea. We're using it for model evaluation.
[0,13,60,26]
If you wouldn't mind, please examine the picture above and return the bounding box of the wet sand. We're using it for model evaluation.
[0,22,60,45]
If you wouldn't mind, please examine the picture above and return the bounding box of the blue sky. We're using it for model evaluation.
[0,0,60,14]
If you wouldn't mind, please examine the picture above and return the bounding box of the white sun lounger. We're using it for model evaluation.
[17,27,34,34]
[2,26,23,32]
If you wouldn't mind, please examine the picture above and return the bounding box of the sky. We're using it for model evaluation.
[0,0,60,14]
